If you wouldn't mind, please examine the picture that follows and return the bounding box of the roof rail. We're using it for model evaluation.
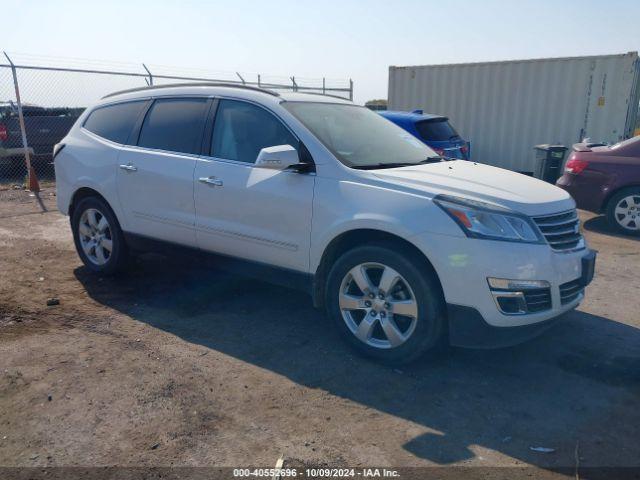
[101,82,280,99]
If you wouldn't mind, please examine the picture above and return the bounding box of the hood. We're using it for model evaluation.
[372,161,574,216]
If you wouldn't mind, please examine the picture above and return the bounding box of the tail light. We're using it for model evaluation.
[565,157,589,174]
[460,144,469,158]
[0,124,7,142]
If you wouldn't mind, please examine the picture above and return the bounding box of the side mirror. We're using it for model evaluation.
[255,145,300,170]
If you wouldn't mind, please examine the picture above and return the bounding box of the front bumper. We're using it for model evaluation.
[409,230,596,346]
[447,303,570,348]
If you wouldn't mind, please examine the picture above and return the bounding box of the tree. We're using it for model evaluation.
[365,99,388,111]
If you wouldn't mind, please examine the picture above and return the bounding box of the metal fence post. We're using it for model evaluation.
[257,74,261,87]
[322,77,326,95]
[236,72,245,85]
[142,63,153,86]
[291,76,297,92]
[349,79,353,101]
[3,51,36,190]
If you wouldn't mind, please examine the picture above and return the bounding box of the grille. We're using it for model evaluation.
[533,209,583,251]
[560,278,583,305]
[523,287,552,312]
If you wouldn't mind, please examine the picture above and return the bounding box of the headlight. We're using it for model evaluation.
[434,195,544,243]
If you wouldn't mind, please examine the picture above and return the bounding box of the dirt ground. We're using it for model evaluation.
[0,184,639,476]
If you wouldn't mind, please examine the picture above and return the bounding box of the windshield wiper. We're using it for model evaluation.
[352,162,420,170]
[420,156,445,163]
[353,157,445,170]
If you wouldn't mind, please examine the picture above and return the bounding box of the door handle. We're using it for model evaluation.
[199,176,223,187]
[119,163,137,172]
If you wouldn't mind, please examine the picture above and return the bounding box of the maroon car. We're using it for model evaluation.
[556,136,640,236]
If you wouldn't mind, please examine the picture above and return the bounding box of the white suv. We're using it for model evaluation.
[54,84,596,364]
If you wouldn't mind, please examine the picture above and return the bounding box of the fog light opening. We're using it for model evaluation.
[488,277,552,315]
[493,291,527,315]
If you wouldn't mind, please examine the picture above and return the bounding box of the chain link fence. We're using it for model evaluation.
[0,53,353,186]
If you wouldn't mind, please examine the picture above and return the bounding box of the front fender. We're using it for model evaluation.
[309,177,463,272]
[310,216,419,272]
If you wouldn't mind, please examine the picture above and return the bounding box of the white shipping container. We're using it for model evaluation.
[388,52,640,173]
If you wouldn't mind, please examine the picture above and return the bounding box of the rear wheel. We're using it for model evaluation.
[325,244,446,364]
[71,196,129,274]
[606,187,640,236]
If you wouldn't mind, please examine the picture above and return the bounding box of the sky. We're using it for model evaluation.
[3,0,640,104]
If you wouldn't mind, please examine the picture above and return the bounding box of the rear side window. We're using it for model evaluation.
[138,98,208,155]
[211,99,297,164]
[83,101,147,144]
[415,118,459,141]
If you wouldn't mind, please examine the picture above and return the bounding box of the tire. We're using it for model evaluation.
[325,244,446,365]
[71,196,129,274]
[605,187,640,236]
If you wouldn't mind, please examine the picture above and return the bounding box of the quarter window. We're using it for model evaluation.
[138,98,209,155]
[211,99,297,164]
[83,101,147,144]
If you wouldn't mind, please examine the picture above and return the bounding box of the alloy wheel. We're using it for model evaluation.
[339,262,419,349]
[78,208,113,265]
[614,195,640,231]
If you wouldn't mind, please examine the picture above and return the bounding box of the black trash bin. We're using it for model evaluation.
[533,144,568,183]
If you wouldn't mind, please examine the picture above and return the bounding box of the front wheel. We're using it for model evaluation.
[71,196,129,274]
[606,187,640,236]
[325,244,446,364]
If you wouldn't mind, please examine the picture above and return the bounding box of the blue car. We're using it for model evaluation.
[380,110,469,160]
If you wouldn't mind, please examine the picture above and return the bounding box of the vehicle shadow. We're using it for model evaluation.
[75,253,640,468]
[583,215,640,242]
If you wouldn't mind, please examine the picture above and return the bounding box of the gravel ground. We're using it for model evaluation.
[0,185,638,477]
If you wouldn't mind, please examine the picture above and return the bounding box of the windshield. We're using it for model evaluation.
[282,102,437,168]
